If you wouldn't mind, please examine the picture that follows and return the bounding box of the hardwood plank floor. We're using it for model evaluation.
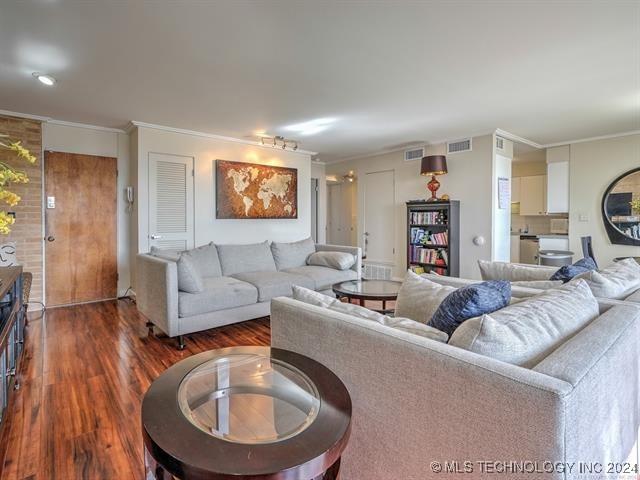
[0,299,270,480]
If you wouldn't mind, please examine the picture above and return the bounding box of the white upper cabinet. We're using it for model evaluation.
[520,175,547,216]
[546,146,570,214]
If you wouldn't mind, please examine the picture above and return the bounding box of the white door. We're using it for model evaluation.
[148,152,195,251]
[327,183,344,244]
[363,170,395,264]
[310,178,318,242]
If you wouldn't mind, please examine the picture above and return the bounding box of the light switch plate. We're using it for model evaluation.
[579,214,589,222]
[47,196,55,209]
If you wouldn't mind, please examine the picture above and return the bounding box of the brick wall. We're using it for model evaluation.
[0,115,43,305]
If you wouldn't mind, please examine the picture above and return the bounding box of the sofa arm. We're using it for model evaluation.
[315,243,362,279]
[135,254,179,337]
[271,297,573,479]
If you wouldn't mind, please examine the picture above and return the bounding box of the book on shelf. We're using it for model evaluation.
[409,211,447,225]
[410,227,448,246]
[408,245,448,266]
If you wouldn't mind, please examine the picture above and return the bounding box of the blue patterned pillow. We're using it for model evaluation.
[428,281,511,337]
[550,257,597,283]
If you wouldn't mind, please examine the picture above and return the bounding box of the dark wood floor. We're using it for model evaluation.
[0,300,270,480]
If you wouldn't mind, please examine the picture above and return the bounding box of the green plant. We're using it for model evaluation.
[0,134,36,234]
[630,199,640,215]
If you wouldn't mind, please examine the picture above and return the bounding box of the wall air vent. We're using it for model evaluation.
[447,138,472,154]
[496,136,505,151]
[404,147,424,162]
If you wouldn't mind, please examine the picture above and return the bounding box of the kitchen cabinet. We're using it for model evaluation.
[546,146,570,213]
[519,238,540,264]
[538,236,570,251]
[511,177,521,203]
[519,175,547,216]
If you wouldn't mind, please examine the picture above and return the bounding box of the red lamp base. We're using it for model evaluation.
[426,175,441,202]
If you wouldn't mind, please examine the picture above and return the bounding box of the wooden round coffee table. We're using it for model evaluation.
[142,346,351,480]
[332,279,402,314]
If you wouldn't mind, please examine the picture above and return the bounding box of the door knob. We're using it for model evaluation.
[46,236,55,242]
[150,234,162,240]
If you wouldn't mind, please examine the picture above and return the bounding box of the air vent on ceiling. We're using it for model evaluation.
[495,136,505,151]
[447,138,472,154]
[404,147,424,162]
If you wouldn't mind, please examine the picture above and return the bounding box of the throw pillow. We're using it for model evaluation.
[176,253,205,293]
[0,242,18,266]
[477,260,557,281]
[512,280,564,289]
[149,246,181,262]
[271,237,316,270]
[449,279,599,367]
[394,270,456,324]
[307,251,356,271]
[292,286,449,342]
[575,258,640,299]
[429,280,511,337]
[183,242,222,278]
[550,257,597,283]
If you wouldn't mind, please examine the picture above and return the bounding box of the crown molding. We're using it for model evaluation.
[542,129,640,148]
[129,120,318,155]
[47,119,126,134]
[494,129,543,149]
[0,109,50,122]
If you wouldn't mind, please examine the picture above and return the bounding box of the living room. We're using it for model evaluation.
[0,2,639,479]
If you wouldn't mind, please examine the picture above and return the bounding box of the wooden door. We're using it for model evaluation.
[363,170,395,264]
[45,151,117,306]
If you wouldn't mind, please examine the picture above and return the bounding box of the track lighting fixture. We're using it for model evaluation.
[257,134,300,151]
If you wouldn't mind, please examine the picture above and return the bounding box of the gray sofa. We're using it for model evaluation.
[136,238,361,348]
[271,285,640,479]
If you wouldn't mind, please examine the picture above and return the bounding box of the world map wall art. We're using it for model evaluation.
[215,160,298,219]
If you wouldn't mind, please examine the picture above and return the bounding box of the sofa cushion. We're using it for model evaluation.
[231,271,315,302]
[184,242,222,278]
[284,265,357,290]
[271,237,316,270]
[550,257,597,283]
[478,260,557,281]
[394,271,456,324]
[292,286,449,342]
[178,276,258,317]
[511,280,563,289]
[575,258,640,300]
[307,251,356,270]
[429,281,511,337]
[217,241,277,275]
[624,288,640,304]
[449,279,599,367]
[176,254,204,293]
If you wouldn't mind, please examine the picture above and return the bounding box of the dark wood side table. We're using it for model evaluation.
[142,346,351,480]
[332,279,402,314]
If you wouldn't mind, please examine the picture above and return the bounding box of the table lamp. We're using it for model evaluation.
[420,155,448,202]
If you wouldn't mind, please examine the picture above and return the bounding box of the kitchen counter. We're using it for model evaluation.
[537,234,568,239]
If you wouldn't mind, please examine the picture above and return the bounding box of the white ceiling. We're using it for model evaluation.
[1,1,638,162]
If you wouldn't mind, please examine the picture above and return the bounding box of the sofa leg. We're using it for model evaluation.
[177,335,186,350]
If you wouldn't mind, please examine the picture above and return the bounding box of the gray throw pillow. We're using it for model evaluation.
[449,279,599,367]
[394,270,456,324]
[292,286,448,342]
[183,242,222,278]
[271,237,316,270]
[575,258,640,299]
[307,251,356,271]
[176,253,205,293]
[217,241,277,275]
[149,246,181,262]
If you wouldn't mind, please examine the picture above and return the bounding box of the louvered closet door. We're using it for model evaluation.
[148,153,194,251]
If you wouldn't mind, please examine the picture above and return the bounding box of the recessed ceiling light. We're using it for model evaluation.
[32,72,56,86]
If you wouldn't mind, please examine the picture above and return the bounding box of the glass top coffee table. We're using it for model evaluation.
[142,346,351,480]
[332,279,402,313]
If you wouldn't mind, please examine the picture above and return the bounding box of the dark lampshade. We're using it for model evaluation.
[420,155,448,176]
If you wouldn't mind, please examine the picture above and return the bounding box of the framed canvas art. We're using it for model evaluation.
[215,160,298,219]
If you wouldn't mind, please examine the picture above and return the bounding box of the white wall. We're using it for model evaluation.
[133,126,312,255]
[42,123,131,297]
[310,161,327,244]
[326,134,495,279]
[569,134,640,266]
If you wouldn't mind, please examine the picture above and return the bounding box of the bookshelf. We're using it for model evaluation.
[406,200,460,277]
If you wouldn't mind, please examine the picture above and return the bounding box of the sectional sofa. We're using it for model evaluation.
[271,279,640,479]
[136,238,361,348]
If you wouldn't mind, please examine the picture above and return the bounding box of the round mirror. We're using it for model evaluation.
[602,167,640,246]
